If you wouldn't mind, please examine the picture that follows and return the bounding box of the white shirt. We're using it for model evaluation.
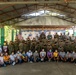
[26,52,33,57]
[33,52,39,57]
[16,53,22,59]
[65,53,72,58]
[71,36,75,41]
[40,51,46,57]
[59,52,65,58]
[66,35,70,39]
[72,53,76,58]
[0,57,4,64]
[10,54,16,61]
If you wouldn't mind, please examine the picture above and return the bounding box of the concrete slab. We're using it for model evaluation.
[0,62,76,75]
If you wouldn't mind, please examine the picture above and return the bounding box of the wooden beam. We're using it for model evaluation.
[12,6,21,16]
[15,25,72,30]
[0,1,76,4]
[0,5,14,10]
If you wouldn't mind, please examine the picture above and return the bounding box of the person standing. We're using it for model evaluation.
[8,41,14,54]
[47,32,52,40]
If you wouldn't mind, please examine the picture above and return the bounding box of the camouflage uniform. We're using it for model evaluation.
[39,32,46,40]
[13,40,19,53]
[19,42,24,51]
[26,38,31,51]
[30,38,37,52]
[8,41,14,54]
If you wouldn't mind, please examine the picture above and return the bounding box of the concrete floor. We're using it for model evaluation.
[0,62,76,75]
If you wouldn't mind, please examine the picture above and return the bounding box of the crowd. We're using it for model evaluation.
[0,32,76,67]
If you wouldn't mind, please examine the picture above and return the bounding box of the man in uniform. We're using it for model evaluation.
[8,41,14,54]
[47,32,52,40]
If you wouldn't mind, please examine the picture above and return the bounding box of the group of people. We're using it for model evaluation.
[0,31,76,67]
[0,49,76,67]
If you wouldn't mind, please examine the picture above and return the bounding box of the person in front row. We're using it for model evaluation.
[16,50,23,64]
[40,49,46,62]
[59,50,66,62]
[71,51,76,63]
[33,50,40,62]
[22,51,28,62]
[65,51,72,62]
[10,51,17,66]
[3,52,10,65]
[26,50,34,63]
[53,50,59,62]
[0,53,6,67]
[47,49,53,62]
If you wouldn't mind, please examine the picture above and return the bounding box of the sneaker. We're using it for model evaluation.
[4,64,6,67]
[30,61,33,63]
[12,62,15,66]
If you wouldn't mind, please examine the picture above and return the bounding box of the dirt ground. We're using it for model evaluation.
[0,62,76,75]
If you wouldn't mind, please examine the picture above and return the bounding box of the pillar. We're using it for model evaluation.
[1,27,4,46]
[12,29,14,41]
[0,28,1,45]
